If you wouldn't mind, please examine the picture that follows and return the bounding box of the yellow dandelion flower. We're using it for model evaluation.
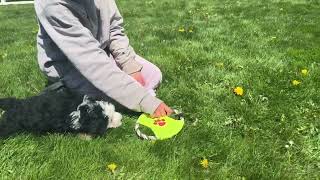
[200,158,209,168]
[1,53,7,59]
[233,86,244,96]
[215,62,224,68]
[107,163,117,173]
[178,27,185,32]
[301,69,308,76]
[189,29,193,33]
[292,80,301,86]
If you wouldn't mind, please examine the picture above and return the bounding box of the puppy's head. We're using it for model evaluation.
[80,102,109,136]
[70,97,109,136]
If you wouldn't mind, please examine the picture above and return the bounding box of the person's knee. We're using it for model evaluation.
[135,55,162,88]
[148,63,162,90]
[154,66,162,84]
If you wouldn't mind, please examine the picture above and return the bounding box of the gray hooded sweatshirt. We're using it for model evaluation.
[34,0,162,114]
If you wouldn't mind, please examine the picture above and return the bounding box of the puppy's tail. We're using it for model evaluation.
[0,122,19,138]
[0,98,19,138]
[0,97,17,110]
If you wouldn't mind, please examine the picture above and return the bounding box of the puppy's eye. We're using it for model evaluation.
[87,108,93,113]
[79,105,89,112]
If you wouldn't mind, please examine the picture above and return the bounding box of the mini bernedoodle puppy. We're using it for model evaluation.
[0,88,122,139]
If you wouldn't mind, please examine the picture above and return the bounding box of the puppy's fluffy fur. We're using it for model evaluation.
[0,88,122,138]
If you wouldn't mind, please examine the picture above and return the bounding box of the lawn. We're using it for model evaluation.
[0,0,319,179]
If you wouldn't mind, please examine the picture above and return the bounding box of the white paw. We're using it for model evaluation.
[108,112,122,128]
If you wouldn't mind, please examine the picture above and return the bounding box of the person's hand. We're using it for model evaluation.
[152,102,173,118]
[130,71,145,86]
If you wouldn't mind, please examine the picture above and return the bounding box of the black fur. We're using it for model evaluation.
[0,88,109,138]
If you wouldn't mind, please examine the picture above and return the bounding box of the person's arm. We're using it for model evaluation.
[34,1,162,114]
[108,0,143,75]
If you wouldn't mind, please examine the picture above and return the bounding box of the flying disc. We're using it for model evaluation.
[135,110,185,140]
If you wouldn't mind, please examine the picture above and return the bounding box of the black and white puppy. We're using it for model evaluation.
[0,88,122,139]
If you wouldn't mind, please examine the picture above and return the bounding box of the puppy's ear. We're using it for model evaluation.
[79,105,89,117]
[83,95,91,104]
[82,95,97,104]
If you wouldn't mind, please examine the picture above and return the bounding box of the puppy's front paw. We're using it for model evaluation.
[78,133,93,141]
[107,112,122,128]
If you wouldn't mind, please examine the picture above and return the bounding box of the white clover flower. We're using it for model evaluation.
[288,140,294,145]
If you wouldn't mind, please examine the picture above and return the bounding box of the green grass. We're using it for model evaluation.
[0,0,319,179]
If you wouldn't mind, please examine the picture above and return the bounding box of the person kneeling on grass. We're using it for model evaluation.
[34,0,173,118]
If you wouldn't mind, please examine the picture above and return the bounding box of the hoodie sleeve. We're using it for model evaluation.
[34,2,162,114]
[108,0,143,75]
